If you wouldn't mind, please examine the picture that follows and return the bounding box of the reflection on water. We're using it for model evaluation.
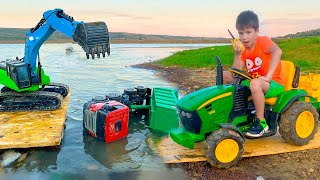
[0,43,217,176]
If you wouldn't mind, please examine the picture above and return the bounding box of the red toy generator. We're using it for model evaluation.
[83,97,129,143]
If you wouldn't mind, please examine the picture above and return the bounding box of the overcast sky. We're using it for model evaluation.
[1,0,319,37]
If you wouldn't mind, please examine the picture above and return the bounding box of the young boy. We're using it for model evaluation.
[223,10,284,138]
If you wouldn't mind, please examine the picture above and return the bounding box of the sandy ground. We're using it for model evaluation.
[134,63,320,180]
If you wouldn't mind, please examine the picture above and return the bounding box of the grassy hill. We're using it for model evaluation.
[282,28,320,38]
[155,36,320,72]
[0,28,227,44]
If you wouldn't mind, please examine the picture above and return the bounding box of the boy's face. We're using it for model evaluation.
[237,27,259,49]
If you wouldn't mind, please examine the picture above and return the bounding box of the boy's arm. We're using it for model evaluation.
[261,43,282,82]
[232,53,244,70]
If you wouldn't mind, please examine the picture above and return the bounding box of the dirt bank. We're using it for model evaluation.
[134,62,320,180]
[132,63,217,95]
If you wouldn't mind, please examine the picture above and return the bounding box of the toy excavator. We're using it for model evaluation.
[0,8,110,111]
[170,56,319,168]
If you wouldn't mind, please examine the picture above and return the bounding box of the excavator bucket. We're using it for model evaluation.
[73,22,110,59]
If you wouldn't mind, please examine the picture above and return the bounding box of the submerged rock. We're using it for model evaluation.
[66,47,74,54]
[1,150,21,167]
[256,176,265,180]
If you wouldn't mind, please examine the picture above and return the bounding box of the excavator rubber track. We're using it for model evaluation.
[0,83,69,112]
[0,91,63,112]
[40,83,70,98]
[1,83,70,97]
[73,21,110,59]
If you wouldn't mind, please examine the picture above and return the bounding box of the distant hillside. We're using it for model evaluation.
[282,28,320,38]
[2,27,318,44]
[0,28,70,43]
[0,28,228,44]
[109,32,227,43]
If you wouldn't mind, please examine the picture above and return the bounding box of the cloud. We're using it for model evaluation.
[261,18,320,25]
[260,17,320,36]
[131,16,152,20]
[73,10,151,20]
[286,12,314,17]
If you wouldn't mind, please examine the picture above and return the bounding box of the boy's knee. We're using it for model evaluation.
[223,71,234,84]
[250,79,262,92]
[223,71,230,77]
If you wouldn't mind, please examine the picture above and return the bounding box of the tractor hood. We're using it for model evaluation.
[177,84,234,111]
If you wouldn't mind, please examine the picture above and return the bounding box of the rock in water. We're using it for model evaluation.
[256,176,265,180]
[66,47,74,54]
[1,150,21,167]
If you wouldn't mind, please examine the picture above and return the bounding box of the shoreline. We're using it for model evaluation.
[0,40,229,44]
[132,63,217,95]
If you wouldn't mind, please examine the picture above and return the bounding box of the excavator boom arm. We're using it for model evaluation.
[24,8,110,75]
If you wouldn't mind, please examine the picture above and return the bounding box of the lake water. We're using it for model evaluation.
[0,43,219,178]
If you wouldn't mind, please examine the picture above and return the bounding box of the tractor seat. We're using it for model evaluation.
[265,61,296,105]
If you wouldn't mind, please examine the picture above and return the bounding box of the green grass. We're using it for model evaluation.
[154,45,234,69]
[277,37,320,72]
[155,36,320,72]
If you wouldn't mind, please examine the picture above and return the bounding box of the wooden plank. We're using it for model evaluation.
[156,125,320,164]
[0,93,71,149]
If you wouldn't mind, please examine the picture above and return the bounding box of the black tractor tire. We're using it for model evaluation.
[206,128,244,168]
[106,93,121,102]
[279,101,319,146]
[124,88,137,96]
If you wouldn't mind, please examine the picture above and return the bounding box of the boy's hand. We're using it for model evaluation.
[258,76,271,83]
[231,39,244,55]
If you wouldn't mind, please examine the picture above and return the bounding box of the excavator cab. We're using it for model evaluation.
[5,60,31,89]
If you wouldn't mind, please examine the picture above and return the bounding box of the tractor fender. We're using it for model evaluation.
[273,89,308,113]
[220,123,245,140]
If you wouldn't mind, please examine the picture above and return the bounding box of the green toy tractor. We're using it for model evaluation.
[170,56,319,168]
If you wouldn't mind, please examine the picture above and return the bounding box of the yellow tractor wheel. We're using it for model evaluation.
[279,101,319,146]
[206,128,244,168]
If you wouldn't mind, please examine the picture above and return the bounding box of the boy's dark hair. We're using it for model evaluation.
[236,10,259,30]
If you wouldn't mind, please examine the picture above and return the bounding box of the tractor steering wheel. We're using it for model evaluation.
[229,68,253,85]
